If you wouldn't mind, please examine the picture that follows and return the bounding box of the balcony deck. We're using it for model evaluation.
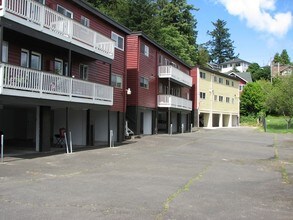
[157,95,192,111]
[158,66,192,87]
[0,0,115,60]
[0,64,113,106]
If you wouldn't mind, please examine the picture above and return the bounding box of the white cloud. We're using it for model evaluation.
[216,0,293,37]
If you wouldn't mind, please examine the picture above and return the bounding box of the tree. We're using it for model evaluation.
[86,0,199,65]
[280,49,290,64]
[240,81,268,116]
[273,49,291,64]
[206,19,237,65]
[196,44,210,66]
[247,63,271,81]
[266,75,293,129]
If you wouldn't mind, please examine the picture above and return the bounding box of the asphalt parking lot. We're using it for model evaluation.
[0,127,292,220]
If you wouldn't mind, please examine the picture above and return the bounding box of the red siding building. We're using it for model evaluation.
[0,0,130,152]
[126,32,193,135]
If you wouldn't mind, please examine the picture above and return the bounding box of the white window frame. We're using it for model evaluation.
[54,58,63,75]
[21,49,29,68]
[226,79,230,86]
[111,73,123,88]
[226,97,230,103]
[57,5,73,19]
[79,64,88,80]
[200,92,206,99]
[140,77,149,89]
[111,32,124,51]
[31,51,42,70]
[81,16,90,27]
[219,78,223,84]
[231,81,234,87]
[200,72,206,79]
[141,44,149,57]
[2,41,8,63]
[219,96,224,102]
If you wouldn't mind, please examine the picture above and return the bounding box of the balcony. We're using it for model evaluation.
[0,64,113,106]
[158,66,192,87]
[157,95,192,111]
[0,0,115,60]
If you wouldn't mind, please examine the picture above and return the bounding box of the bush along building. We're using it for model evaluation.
[191,66,240,128]
[0,0,131,152]
[126,32,193,135]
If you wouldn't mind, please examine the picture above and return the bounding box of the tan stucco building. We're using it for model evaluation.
[191,66,240,128]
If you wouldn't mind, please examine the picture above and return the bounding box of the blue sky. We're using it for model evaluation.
[187,0,293,66]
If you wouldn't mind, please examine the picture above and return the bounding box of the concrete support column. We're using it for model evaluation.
[207,113,213,128]
[228,114,232,127]
[39,106,51,152]
[219,113,223,128]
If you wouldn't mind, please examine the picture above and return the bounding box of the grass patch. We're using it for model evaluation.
[266,116,293,134]
[240,115,293,133]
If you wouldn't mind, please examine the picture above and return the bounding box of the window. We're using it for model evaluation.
[31,52,41,70]
[79,64,88,80]
[231,81,234,87]
[111,74,122,88]
[200,92,206,99]
[239,84,244,91]
[214,95,217,101]
[232,98,235,104]
[219,96,223,102]
[57,5,73,18]
[213,76,217,82]
[111,32,124,51]
[54,58,63,75]
[226,97,230,103]
[219,78,223,84]
[140,77,149,89]
[21,49,29,68]
[223,64,227,68]
[35,0,45,4]
[141,44,149,57]
[2,41,8,63]
[200,72,206,79]
[236,63,241,66]
[226,80,230,86]
[81,16,90,27]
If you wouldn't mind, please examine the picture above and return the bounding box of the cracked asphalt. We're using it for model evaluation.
[0,127,292,220]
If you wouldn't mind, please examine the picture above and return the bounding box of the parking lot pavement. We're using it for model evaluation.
[0,127,292,220]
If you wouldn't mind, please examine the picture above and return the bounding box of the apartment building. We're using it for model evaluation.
[191,66,240,128]
[126,32,193,135]
[0,0,130,152]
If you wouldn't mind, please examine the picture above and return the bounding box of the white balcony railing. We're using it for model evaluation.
[0,0,115,59]
[0,64,113,106]
[158,66,192,87]
[157,95,192,111]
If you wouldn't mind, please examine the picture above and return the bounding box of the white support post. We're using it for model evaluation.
[64,132,69,154]
[69,131,73,154]
[181,123,184,134]
[190,123,193,133]
[170,124,173,136]
[0,65,4,94]
[1,134,4,163]
[109,130,113,148]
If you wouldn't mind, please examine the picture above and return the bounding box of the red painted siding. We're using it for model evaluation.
[126,35,138,70]
[137,37,157,108]
[190,67,198,109]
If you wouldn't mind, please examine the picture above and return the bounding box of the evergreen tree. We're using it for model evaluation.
[197,44,210,66]
[273,53,280,63]
[207,19,237,65]
[280,49,290,64]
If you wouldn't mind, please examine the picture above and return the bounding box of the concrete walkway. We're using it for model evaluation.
[0,127,292,220]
